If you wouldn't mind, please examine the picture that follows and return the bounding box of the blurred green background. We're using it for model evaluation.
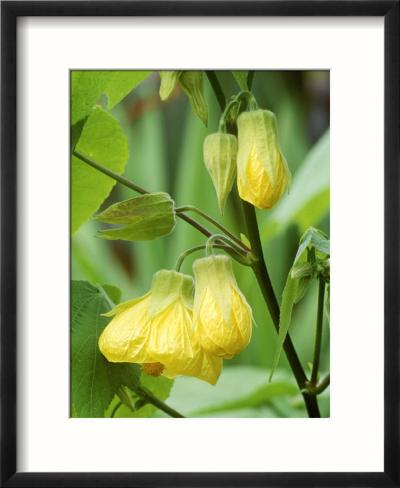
[71,71,330,417]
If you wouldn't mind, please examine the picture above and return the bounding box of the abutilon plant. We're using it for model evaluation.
[71,70,330,419]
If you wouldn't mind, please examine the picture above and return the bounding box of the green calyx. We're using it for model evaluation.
[218,90,258,132]
[179,71,208,127]
[148,269,194,317]
[95,192,176,241]
[159,71,182,101]
[203,132,238,214]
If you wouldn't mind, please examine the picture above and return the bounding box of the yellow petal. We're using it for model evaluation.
[98,295,154,364]
[147,299,194,365]
[195,286,252,358]
[163,334,222,385]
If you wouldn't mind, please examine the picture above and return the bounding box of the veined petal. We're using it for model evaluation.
[236,109,291,209]
[148,298,194,364]
[163,335,222,385]
[193,256,253,359]
[98,295,154,364]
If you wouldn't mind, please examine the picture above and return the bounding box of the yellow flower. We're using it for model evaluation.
[236,109,291,209]
[98,269,222,384]
[193,255,253,358]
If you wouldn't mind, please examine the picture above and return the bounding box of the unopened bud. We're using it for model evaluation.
[179,71,208,126]
[159,71,181,101]
[203,132,237,214]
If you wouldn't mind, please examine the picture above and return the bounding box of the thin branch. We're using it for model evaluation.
[132,385,185,418]
[315,374,330,394]
[205,71,226,111]
[241,202,321,418]
[110,401,122,418]
[311,278,326,385]
[73,150,214,239]
[175,205,249,251]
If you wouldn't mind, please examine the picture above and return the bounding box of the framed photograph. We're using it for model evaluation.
[1,1,399,486]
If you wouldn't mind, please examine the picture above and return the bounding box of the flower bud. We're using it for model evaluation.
[193,255,252,358]
[179,71,208,126]
[203,132,237,214]
[237,109,291,209]
[99,269,222,385]
[159,71,182,101]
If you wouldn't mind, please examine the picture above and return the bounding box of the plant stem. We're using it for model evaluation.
[242,201,320,418]
[110,401,122,418]
[311,278,325,386]
[205,71,226,111]
[176,205,248,251]
[73,151,251,266]
[247,71,255,90]
[73,150,214,240]
[205,233,248,259]
[315,373,330,394]
[74,150,148,195]
[175,243,231,272]
[133,386,185,418]
[206,76,321,417]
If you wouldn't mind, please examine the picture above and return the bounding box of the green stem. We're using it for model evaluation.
[133,386,185,418]
[74,150,149,195]
[73,150,214,240]
[247,71,255,90]
[242,201,320,418]
[175,205,248,251]
[110,401,122,418]
[206,77,320,418]
[205,71,226,111]
[205,233,248,259]
[311,278,325,385]
[315,373,330,394]
[175,243,231,271]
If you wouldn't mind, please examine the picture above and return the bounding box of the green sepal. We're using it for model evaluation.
[179,71,208,126]
[95,192,176,241]
[159,71,182,101]
[203,132,237,214]
[102,293,150,317]
[147,270,194,318]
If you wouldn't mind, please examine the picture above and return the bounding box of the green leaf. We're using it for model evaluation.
[294,227,330,265]
[101,284,122,305]
[269,227,329,381]
[71,107,128,234]
[71,70,150,125]
[96,192,176,241]
[71,118,87,152]
[71,280,141,417]
[179,71,208,126]
[165,366,298,417]
[232,71,249,90]
[269,274,301,382]
[262,130,330,240]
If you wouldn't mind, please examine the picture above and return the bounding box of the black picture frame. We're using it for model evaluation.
[1,1,399,486]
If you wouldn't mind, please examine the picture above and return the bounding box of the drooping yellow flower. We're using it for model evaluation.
[236,109,291,209]
[193,255,253,358]
[98,269,222,384]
